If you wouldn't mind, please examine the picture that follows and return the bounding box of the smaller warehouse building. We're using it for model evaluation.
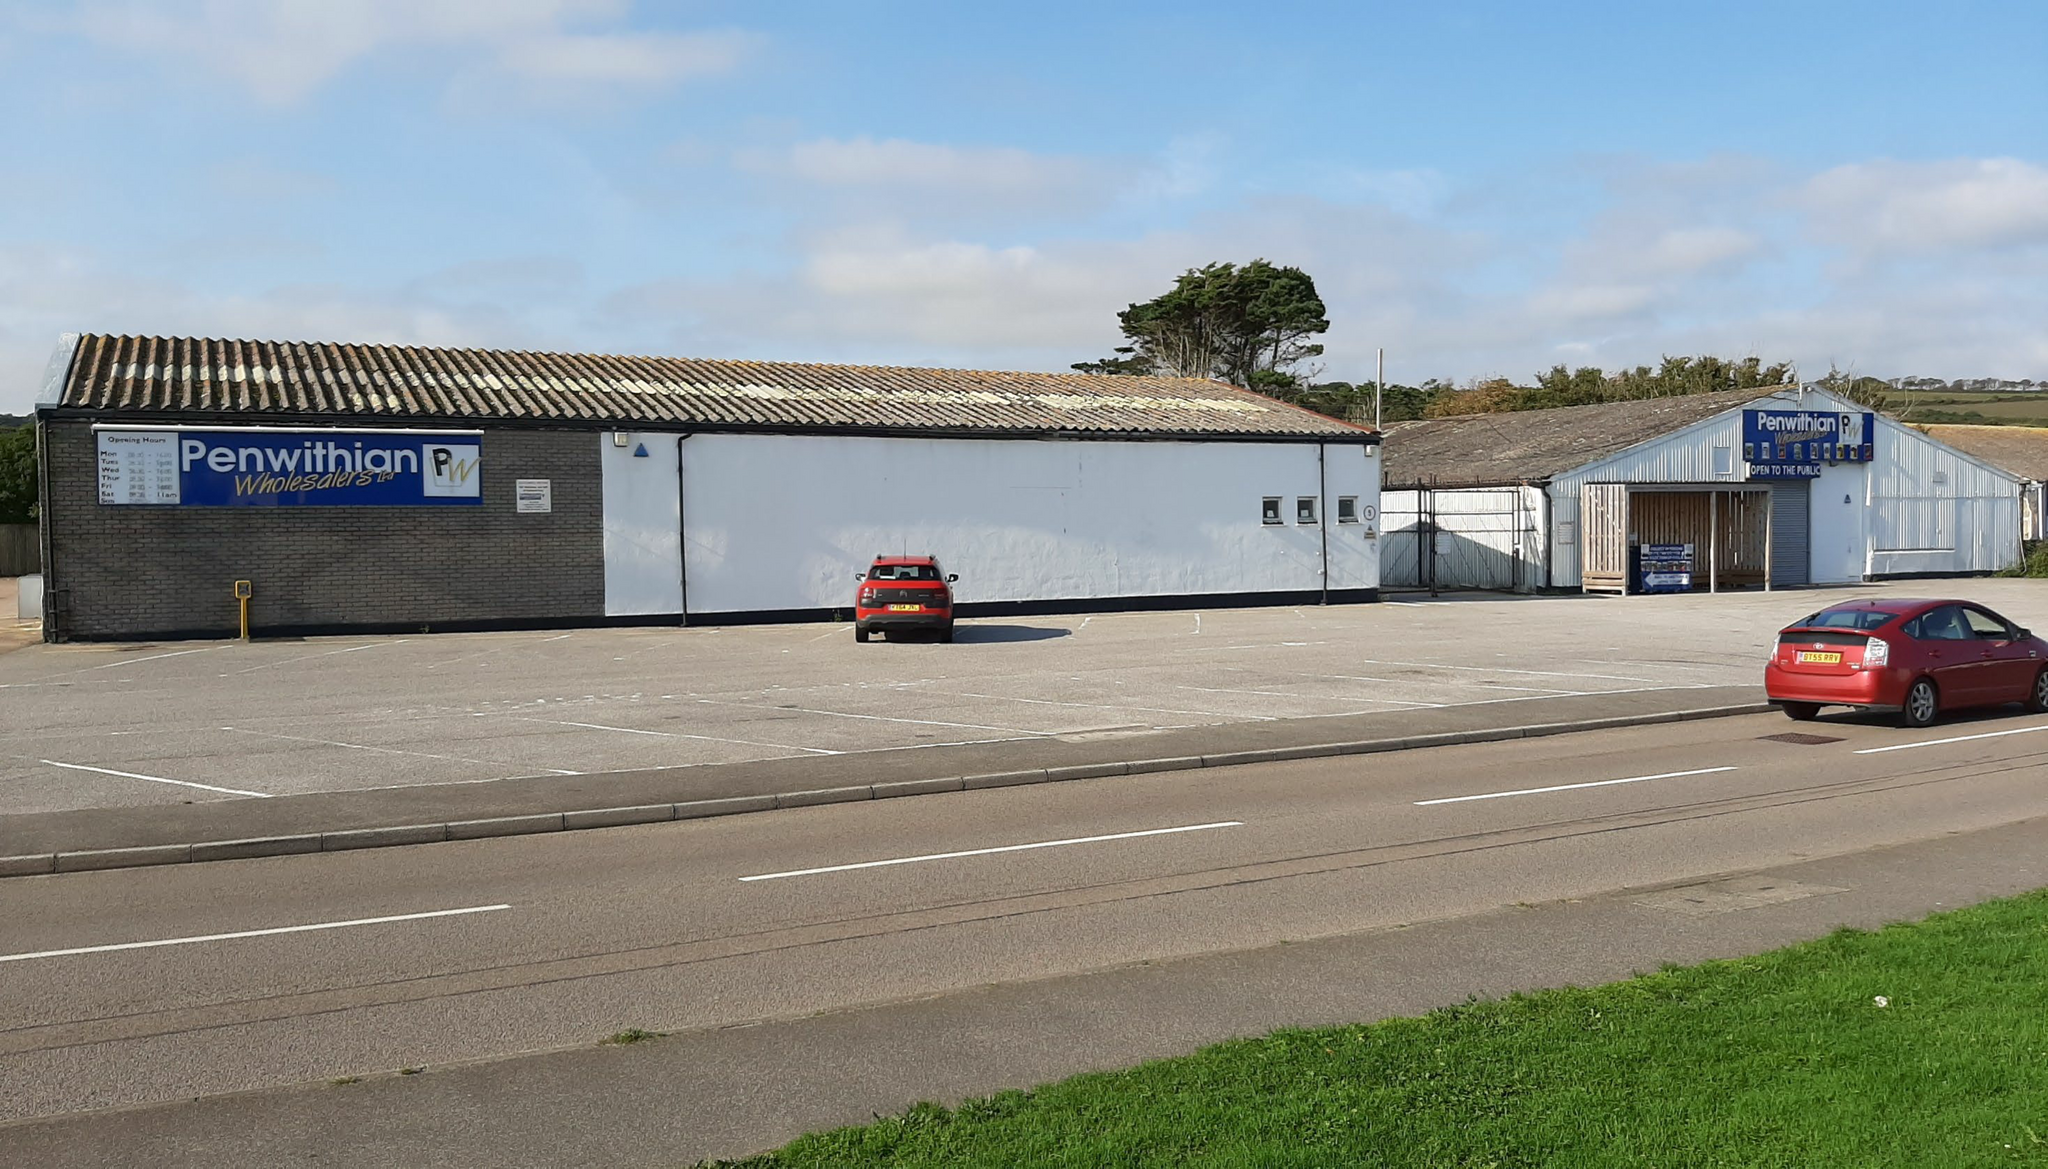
[33,334,1380,641]
[1382,385,2025,593]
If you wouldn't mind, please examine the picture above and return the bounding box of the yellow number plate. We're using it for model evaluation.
[1796,651,1842,664]
[888,604,921,612]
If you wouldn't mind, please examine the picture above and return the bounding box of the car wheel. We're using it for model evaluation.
[854,628,869,643]
[2028,669,2048,714]
[939,627,954,644]
[1900,678,1939,729]
[1781,702,1820,722]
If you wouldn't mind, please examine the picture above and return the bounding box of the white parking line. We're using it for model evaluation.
[517,717,839,755]
[218,726,579,775]
[40,759,271,798]
[694,698,1053,737]
[1854,723,2048,755]
[739,821,1244,882]
[0,904,510,964]
[33,646,220,679]
[235,641,406,674]
[1178,684,1445,708]
[1415,766,1738,806]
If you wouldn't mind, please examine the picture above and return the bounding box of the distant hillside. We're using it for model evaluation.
[1890,376,2043,394]
[0,414,29,429]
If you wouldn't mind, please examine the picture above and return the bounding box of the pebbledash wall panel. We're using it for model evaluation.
[41,421,604,640]
[665,433,1380,615]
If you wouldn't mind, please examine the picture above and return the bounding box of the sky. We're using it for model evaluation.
[2,0,2045,413]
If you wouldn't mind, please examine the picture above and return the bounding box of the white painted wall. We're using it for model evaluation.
[601,432,685,617]
[677,433,1379,614]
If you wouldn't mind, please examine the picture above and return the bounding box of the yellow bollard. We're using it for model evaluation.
[233,580,253,641]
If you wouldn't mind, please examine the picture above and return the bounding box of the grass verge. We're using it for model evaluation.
[715,889,2048,1167]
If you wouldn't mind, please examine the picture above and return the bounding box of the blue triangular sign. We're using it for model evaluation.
[633,443,649,457]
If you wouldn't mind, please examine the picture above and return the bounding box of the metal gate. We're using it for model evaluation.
[1769,481,1810,587]
[1381,485,1541,592]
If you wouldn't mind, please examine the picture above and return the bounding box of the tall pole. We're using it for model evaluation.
[1375,347,1384,431]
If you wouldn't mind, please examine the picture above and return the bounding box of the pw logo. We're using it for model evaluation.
[424,444,482,498]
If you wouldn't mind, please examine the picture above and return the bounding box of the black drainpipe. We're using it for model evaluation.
[1317,442,1330,604]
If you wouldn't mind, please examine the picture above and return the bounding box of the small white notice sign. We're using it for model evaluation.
[97,430,181,505]
[515,479,552,513]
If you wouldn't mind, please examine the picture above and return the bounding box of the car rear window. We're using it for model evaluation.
[868,564,941,581]
[1797,607,1900,631]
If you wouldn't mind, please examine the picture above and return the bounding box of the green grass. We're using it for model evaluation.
[715,890,2048,1168]
[604,1028,663,1046]
[1896,393,2048,427]
[2000,542,2048,579]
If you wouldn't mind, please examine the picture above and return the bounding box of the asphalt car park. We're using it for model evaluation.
[3,580,2045,817]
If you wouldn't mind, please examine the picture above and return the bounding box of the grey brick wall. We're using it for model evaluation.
[43,422,605,640]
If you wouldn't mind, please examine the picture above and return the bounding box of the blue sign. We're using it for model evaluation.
[1743,409,1874,480]
[1638,543,1693,594]
[96,428,482,506]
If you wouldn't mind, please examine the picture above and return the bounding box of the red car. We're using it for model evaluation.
[853,555,958,643]
[1765,598,2048,727]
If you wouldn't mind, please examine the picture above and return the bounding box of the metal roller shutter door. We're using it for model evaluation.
[1770,481,1810,586]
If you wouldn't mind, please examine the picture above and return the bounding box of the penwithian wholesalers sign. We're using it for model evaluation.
[96,428,483,506]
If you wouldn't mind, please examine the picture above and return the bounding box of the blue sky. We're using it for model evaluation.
[3,1,2044,412]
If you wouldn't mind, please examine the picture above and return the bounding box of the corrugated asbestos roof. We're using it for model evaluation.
[1381,388,1786,486]
[47,334,1373,440]
[1916,425,2048,482]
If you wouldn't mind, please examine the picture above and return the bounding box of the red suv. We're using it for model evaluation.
[854,556,958,643]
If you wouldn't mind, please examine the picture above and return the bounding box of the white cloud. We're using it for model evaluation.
[1637,225,1760,275]
[0,244,581,414]
[1802,158,2048,254]
[8,149,2041,415]
[494,29,752,86]
[778,138,1089,192]
[68,0,750,104]
[734,136,1130,223]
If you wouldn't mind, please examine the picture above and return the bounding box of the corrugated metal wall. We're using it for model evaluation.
[1868,415,2024,576]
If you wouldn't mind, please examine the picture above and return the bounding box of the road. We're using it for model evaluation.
[4,704,2048,1164]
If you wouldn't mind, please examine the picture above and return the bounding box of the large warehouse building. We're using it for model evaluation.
[1381,385,2025,593]
[33,334,1381,641]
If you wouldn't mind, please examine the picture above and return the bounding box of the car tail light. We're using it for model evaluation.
[859,589,877,605]
[1864,636,1889,667]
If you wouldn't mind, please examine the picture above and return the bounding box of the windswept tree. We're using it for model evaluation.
[1074,260,1330,396]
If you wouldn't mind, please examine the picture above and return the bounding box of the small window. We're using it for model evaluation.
[1336,496,1359,523]
[1297,496,1318,525]
[1712,445,1733,476]
[1801,607,1902,631]
[1914,606,1971,642]
[1963,608,2014,640]
[1261,497,1283,525]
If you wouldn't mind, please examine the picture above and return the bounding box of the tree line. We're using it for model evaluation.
[0,422,35,523]
[1075,261,1893,423]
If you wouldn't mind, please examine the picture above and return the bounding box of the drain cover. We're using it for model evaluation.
[1758,732,1846,745]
